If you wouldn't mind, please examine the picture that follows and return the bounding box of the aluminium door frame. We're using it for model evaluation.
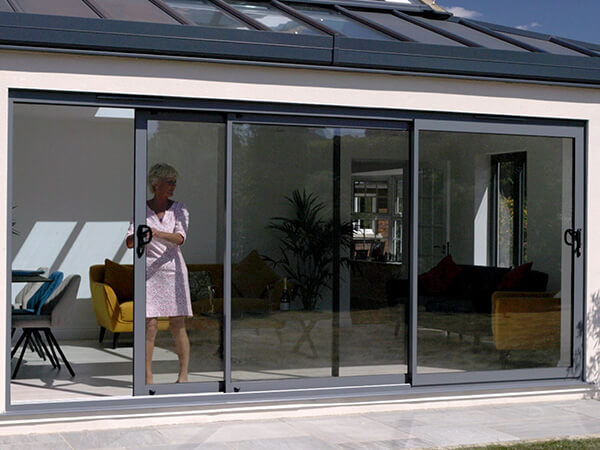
[411,119,585,386]
[133,109,227,396]
[226,112,412,393]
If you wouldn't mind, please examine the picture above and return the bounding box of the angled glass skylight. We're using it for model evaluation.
[289,4,393,40]
[499,32,585,56]
[0,1,13,12]
[352,10,466,46]
[224,0,324,35]
[163,0,252,29]
[93,0,180,24]
[418,17,527,51]
[13,0,99,18]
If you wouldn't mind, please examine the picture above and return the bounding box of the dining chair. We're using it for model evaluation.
[11,274,79,379]
[14,271,64,315]
[13,266,49,309]
[12,271,63,363]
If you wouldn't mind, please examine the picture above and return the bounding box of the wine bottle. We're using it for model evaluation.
[280,277,290,311]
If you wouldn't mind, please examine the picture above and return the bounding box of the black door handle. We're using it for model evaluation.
[564,228,582,258]
[136,225,152,258]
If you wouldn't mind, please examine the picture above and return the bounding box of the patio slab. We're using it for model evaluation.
[1,397,600,448]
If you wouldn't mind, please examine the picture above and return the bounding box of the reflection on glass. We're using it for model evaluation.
[290,4,393,40]
[11,104,134,403]
[231,124,409,381]
[163,0,251,29]
[224,0,323,35]
[231,124,334,381]
[15,0,98,18]
[341,129,409,376]
[493,153,526,268]
[352,10,465,46]
[417,131,572,374]
[93,0,179,23]
[143,120,225,385]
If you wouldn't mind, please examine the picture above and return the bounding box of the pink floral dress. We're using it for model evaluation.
[128,201,192,318]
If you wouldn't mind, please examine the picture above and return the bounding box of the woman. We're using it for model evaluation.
[126,163,192,384]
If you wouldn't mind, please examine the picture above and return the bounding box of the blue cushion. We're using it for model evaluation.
[12,308,35,315]
[25,271,63,315]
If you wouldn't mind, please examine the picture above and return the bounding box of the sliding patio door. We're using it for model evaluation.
[410,120,584,385]
[132,111,412,395]
[228,115,411,391]
[131,110,584,396]
[133,110,226,395]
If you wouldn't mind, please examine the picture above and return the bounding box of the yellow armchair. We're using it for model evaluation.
[491,291,561,354]
[89,265,169,348]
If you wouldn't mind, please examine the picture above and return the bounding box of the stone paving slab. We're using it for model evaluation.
[2,399,600,449]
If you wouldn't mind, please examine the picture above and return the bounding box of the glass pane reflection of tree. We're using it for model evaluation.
[231,124,409,381]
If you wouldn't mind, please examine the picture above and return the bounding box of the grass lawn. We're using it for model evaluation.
[466,438,600,449]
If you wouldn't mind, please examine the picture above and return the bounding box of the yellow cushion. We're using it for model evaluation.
[231,250,279,298]
[116,301,169,329]
[119,301,134,322]
[104,259,133,302]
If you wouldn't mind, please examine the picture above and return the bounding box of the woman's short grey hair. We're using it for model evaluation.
[148,163,179,192]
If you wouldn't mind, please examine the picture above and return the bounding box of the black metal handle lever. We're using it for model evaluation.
[136,225,152,258]
[564,228,582,258]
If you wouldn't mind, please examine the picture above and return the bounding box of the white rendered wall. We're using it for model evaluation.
[0,49,598,411]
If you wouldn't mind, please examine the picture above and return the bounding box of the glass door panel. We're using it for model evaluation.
[230,123,335,382]
[230,120,409,386]
[134,112,226,395]
[341,128,409,377]
[10,104,135,403]
[413,121,582,385]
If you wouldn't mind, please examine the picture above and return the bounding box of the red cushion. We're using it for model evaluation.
[496,262,533,291]
[418,255,462,296]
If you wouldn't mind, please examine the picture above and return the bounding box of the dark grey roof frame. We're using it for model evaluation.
[0,0,597,85]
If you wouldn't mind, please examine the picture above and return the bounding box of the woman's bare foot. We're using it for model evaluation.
[176,374,188,383]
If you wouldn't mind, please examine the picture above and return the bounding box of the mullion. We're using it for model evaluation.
[133,110,149,396]
[408,122,418,384]
[332,131,341,377]
[224,114,234,392]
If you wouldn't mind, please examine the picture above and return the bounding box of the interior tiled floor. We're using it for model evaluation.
[10,315,563,404]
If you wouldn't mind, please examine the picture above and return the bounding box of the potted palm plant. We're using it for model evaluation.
[265,189,353,310]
